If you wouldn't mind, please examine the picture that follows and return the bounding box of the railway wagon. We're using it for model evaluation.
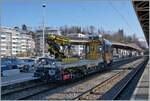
[34,34,113,82]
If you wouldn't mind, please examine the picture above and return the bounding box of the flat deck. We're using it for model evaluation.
[1,72,38,87]
[43,59,103,69]
[131,61,149,100]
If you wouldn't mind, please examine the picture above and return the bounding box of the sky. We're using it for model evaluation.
[1,0,146,41]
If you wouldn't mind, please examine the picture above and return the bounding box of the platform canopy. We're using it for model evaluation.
[112,42,143,52]
[132,1,149,46]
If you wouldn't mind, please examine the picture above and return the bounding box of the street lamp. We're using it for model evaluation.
[42,2,46,57]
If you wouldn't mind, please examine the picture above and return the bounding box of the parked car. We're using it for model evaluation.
[11,58,30,72]
[21,58,36,71]
[1,58,17,70]
[1,57,33,72]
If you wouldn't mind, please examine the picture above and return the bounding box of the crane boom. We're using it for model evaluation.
[47,34,70,59]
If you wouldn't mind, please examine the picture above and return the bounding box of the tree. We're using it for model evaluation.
[111,29,124,42]
[98,29,101,35]
[132,34,141,47]
[22,24,27,31]
[82,27,89,34]
[14,26,19,30]
[77,27,81,33]
[103,34,113,41]
[124,36,133,43]
[89,25,95,34]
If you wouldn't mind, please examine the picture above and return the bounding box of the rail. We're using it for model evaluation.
[72,70,128,100]
[99,57,148,100]
[72,57,148,100]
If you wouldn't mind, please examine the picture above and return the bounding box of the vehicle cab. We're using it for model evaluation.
[34,57,62,81]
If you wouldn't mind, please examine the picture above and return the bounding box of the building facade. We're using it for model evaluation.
[0,27,35,57]
[1,28,12,56]
[19,30,35,56]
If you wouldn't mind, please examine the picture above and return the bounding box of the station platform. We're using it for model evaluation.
[131,61,149,100]
[1,72,38,87]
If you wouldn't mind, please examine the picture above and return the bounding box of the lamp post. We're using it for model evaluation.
[42,2,46,57]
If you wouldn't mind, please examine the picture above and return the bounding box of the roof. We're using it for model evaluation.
[132,1,149,46]
[112,42,143,52]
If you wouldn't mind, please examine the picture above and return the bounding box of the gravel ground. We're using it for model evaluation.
[46,70,129,100]
[28,71,118,100]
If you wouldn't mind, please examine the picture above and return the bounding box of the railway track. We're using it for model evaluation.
[2,79,42,95]
[45,71,127,100]
[75,57,148,100]
[27,58,145,100]
[1,81,63,100]
[99,57,149,100]
[1,56,144,100]
[28,71,119,100]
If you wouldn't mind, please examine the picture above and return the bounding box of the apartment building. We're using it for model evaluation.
[0,27,35,57]
[0,27,19,57]
[19,31,35,55]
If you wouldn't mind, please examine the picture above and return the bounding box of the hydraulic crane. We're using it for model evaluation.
[47,34,102,61]
[47,34,71,60]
